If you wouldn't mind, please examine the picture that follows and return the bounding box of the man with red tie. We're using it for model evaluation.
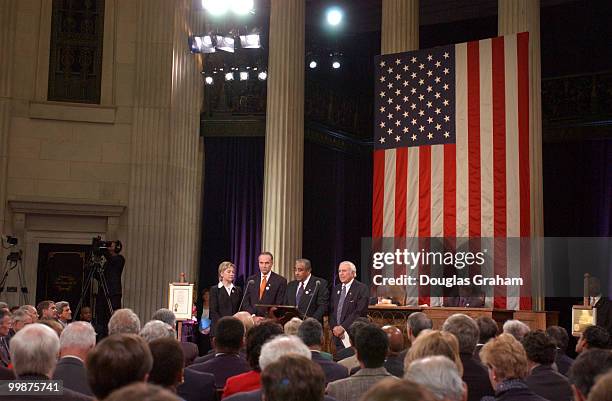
[242,252,287,318]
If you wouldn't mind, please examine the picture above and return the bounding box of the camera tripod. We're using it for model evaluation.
[0,250,29,305]
[74,252,114,325]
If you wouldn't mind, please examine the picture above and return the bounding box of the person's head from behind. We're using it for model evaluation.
[522,330,556,368]
[546,325,569,353]
[480,333,529,389]
[348,318,371,348]
[569,348,612,401]
[232,311,254,335]
[502,320,530,342]
[104,383,181,401]
[10,323,59,378]
[284,317,303,335]
[576,325,610,353]
[297,318,324,350]
[39,318,63,337]
[405,330,463,375]
[382,325,405,354]
[356,325,389,369]
[407,312,433,341]
[359,378,437,401]
[261,355,325,401]
[108,308,141,335]
[151,309,176,327]
[405,356,467,401]
[140,320,176,343]
[258,335,311,371]
[476,316,498,345]
[587,369,612,401]
[59,321,96,359]
[148,338,184,391]
[10,308,33,333]
[442,314,479,354]
[246,321,284,370]
[213,316,245,353]
[87,333,153,400]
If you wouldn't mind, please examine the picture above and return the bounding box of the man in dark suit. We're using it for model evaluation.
[329,261,369,350]
[242,252,287,317]
[52,322,96,396]
[187,316,250,389]
[298,318,348,384]
[178,369,216,401]
[546,325,574,376]
[590,277,612,337]
[285,258,329,322]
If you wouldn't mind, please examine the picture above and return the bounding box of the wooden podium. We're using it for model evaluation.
[256,304,302,325]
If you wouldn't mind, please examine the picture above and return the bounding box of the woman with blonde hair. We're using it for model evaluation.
[403,329,463,375]
[479,333,548,401]
[209,261,242,336]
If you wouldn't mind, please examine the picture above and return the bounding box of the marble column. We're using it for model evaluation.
[381,0,419,54]
[498,0,544,311]
[261,0,305,279]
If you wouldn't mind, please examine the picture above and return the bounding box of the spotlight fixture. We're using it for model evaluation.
[326,7,343,26]
[239,71,249,81]
[231,0,254,15]
[216,35,235,53]
[309,60,318,69]
[225,72,235,81]
[240,33,261,49]
[332,60,341,69]
[205,76,214,85]
[188,35,215,53]
[257,71,267,81]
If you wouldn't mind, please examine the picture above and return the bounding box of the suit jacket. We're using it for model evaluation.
[525,364,572,401]
[8,374,93,401]
[460,353,494,401]
[326,367,396,401]
[594,296,612,335]
[554,351,573,377]
[102,252,125,296]
[0,365,14,380]
[224,389,338,401]
[242,272,287,316]
[52,356,93,396]
[311,351,348,384]
[384,354,404,378]
[210,284,242,335]
[177,368,216,401]
[285,276,329,322]
[181,341,200,366]
[334,346,354,362]
[482,380,550,401]
[187,353,250,389]
[329,280,369,330]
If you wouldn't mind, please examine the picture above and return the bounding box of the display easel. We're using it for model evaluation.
[168,272,194,340]
[571,273,597,337]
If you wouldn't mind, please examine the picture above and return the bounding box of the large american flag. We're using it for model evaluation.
[372,33,532,310]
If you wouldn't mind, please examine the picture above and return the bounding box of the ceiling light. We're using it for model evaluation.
[258,71,267,81]
[230,0,254,15]
[202,0,229,16]
[332,61,341,69]
[225,72,234,81]
[239,71,249,81]
[326,8,343,26]
[309,60,317,69]
[205,76,214,85]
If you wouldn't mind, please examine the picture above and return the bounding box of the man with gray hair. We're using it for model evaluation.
[442,314,494,401]
[56,301,72,328]
[151,308,199,366]
[503,319,530,341]
[108,308,141,335]
[405,356,467,401]
[140,320,176,342]
[151,308,176,327]
[10,308,33,333]
[297,318,347,384]
[407,312,433,343]
[52,321,96,396]
[8,323,92,400]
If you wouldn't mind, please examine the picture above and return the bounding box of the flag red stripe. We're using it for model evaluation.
[517,32,530,237]
[372,149,385,238]
[467,41,481,236]
[492,36,507,237]
[395,148,408,237]
[443,144,457,237]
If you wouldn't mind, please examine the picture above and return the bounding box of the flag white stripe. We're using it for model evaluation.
[505,35,520,238]
[479,38,494,237]
[406,147,420,237]
[455,43,469,237]
[383,149,396,237]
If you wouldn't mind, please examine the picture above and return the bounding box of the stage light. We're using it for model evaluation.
[188,35,215,53]
[309,60,317,69]
[202,0,229,16]
[240,34,261,49]
[332,60,341,69]
[239,71,249,81]
[205,76,214,85]
[326,8,343,26]
[216,35,235,53]
[231,0,254,15]
[225,72,234,81]
[258,71,267,81]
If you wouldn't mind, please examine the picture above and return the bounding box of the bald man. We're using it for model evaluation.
[382,325,406,377]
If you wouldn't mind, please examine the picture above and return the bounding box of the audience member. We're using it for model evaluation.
[381,325,405,377]
[545,325,573,376]
[53,321,96,396]
[39,317,64,336]
[358,378,436,401]
[10,323,92,400]
[261,355,326,401]
[36,300,57,320]
[284,317,303,335]
[576,325,610,353]
[10,307,33,333]
[105,382,181,401]
[405,356,466,401]
[148,338,190,394]
[568,348,612,401]
[337,318,371,371]
[479,333,548,401]
[404,330,463,375]
[187,316,249,389]
[442,314,494,401]
[222,321,284,398]
[233,311,255,334]
[587,369,612,401]
[56,301,72,327]
[151,308,177,326]
[326,325,396,401]
[298,318,348,384]
[140,320,175,342]
[150,308,198,366]
[21,304,39,323]
[87,333,152,400]
[407,312,433,343]
[0,309,11,367]
[522,330,572,401]
[108,308,141,335]
[502,320,530,342]
[475,317,498,360]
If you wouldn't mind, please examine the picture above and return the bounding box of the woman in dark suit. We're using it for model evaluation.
[209,261,242,336]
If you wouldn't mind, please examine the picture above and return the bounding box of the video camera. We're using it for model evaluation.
[91,236,112,256]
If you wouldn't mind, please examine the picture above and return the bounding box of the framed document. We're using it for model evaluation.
[168,283,194,321]
[571,305,597,337]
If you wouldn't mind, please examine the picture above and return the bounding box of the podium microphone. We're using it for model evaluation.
[239,279,255,311]
[304,280,321,318]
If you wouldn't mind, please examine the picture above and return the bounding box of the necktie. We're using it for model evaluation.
[336,284,347,323]
[259,275,267,300]
[296,282,305,305]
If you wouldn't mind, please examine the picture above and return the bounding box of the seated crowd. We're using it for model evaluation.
[0,300,611,401]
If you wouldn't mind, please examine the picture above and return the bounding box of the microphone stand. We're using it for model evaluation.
[303,280,321,319]
[239,279,254,312]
